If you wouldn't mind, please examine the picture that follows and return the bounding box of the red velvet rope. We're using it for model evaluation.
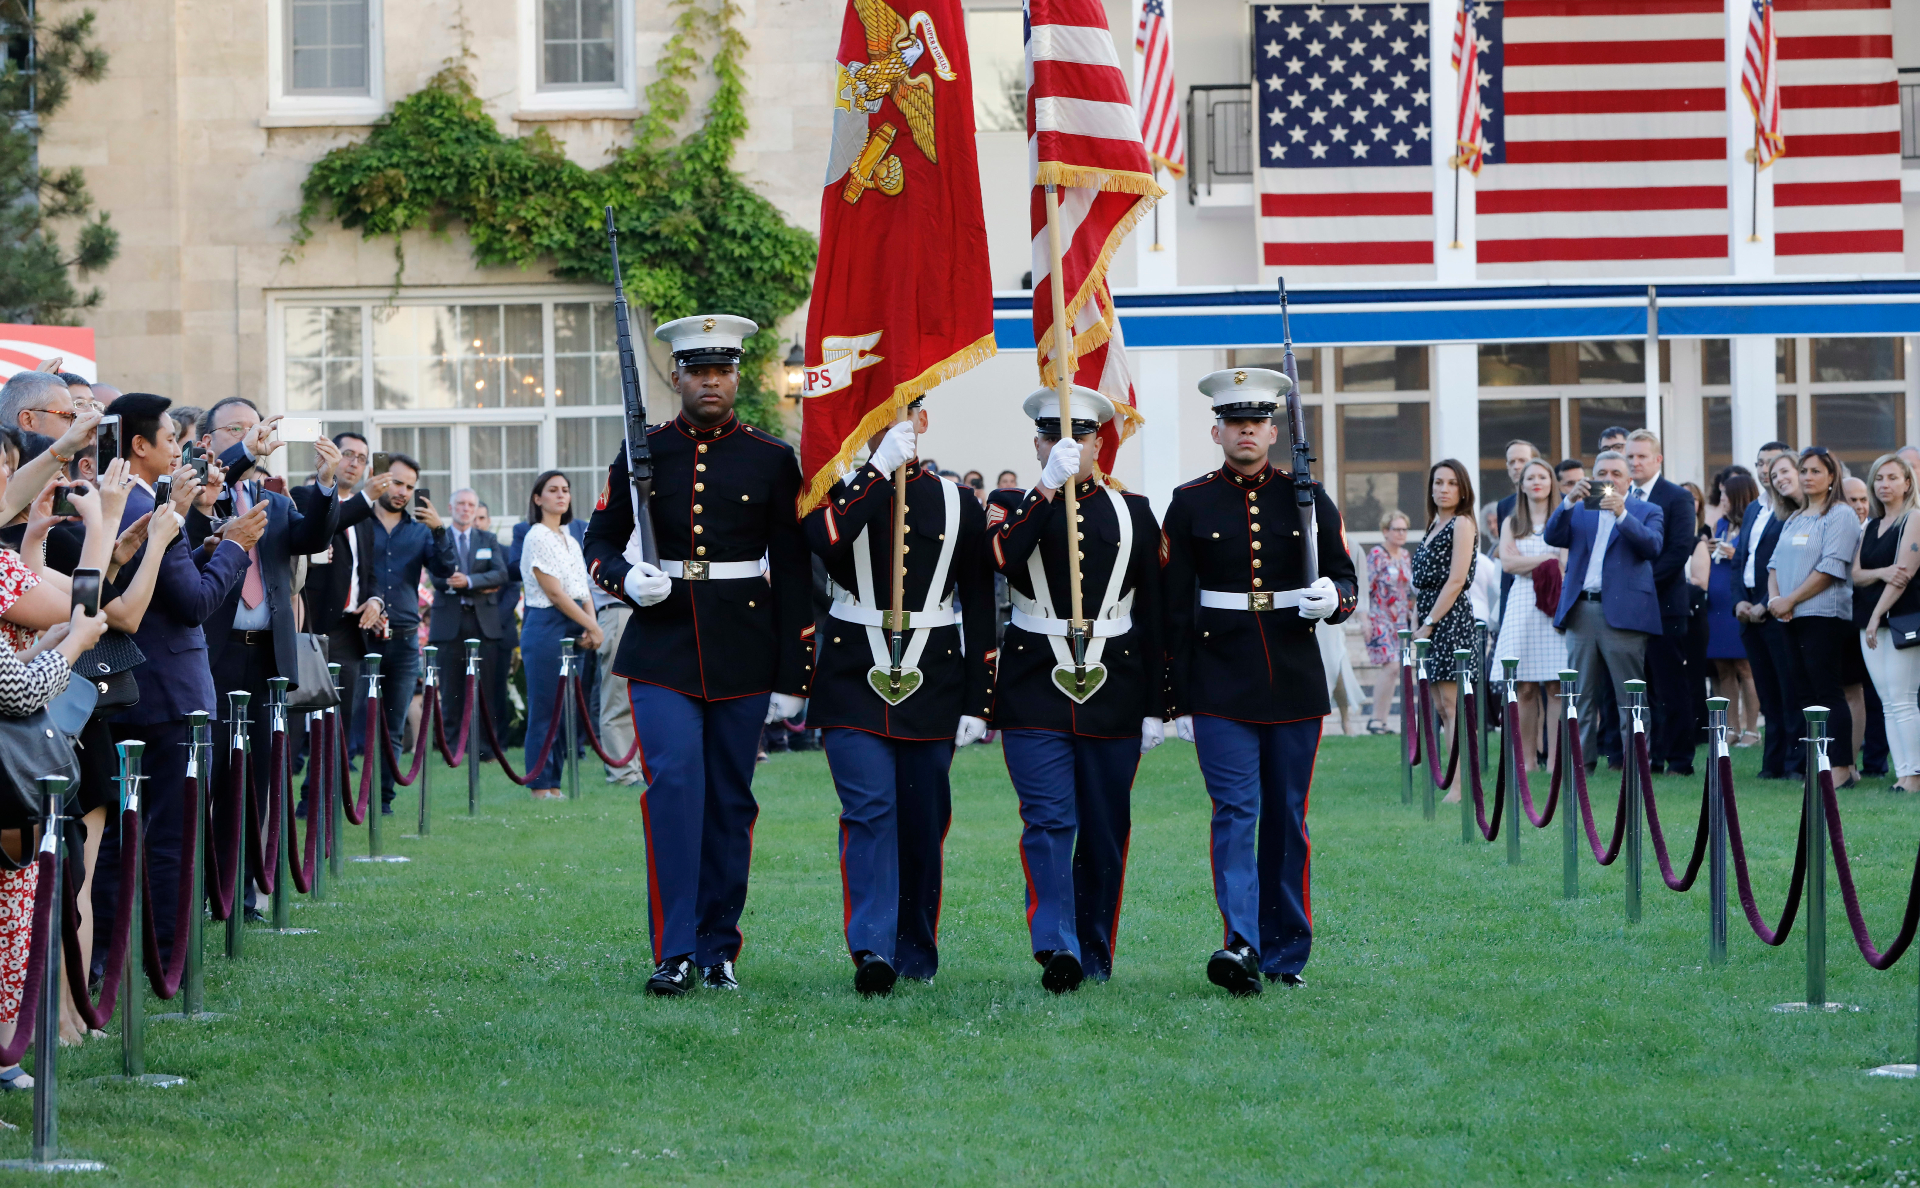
[207,736,247,922]
[0,852,57,1067]
[1638,730,1711,893]
[140,760,203,1001]
[374,684,435,788]
[472,676,569,788]
[277,720,318,896]
[247,729,286,896]
[1818,765,1920,969]
[572,671,639,768]
[432,672,476,766]
[61,808,138,1028]
[1418,674,1461,791]
[1401,659,1419,767]
[344,691,375,827]
[1460,688,1502,841]
[1721,750,1806,946]
[1572,723,1630,867]
[1506,699,1556,828]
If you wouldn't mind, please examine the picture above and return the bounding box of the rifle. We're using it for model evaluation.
[605,206,659,566]
[1277,276,1317,583]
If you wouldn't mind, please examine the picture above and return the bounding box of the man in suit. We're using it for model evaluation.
[189,398,342,910]
[1732,441,1801,779]
[431,489,509,759]
[97,392,259,962]
[1623,429,1699,775]
[474,502,516,750]
[297,432,383,718]
[1542,448,1666,770]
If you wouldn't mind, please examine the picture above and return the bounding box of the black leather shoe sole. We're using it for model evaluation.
[854,955,897,997]
[645,974,690,998]
[1041,950,1083,994]
[1207,951,1261,997]
[1270,972,1306,988]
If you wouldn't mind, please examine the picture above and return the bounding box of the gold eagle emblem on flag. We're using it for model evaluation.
[828,0,956,204]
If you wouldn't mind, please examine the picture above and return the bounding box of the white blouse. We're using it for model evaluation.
[521,524,592,609]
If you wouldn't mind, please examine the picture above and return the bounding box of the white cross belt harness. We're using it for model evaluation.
[661,559,766,580]
[842,475,962,704]
[1199,588,1306,612]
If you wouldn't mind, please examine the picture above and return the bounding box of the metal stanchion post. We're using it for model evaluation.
[1397,629,1414,807]
[365,653,384,858]
[326,663,344,880]
[224,690,251,960]
[1414,638,1435,820]
[268,677,291,931]
[1502,657,1520,866]
[1625,678,1646,924]
[564,640,580,801]
[308,708,326,902]
[1476,621,1491,773]
[1706,696,1728,967]
[104,744,184,1087]
[1456,649,1474,845]
[155,713,223,1024]
[420,646,437,836]
[1804,704,1830,1010]
[1559,669,1579,900]
[465,640,481,815]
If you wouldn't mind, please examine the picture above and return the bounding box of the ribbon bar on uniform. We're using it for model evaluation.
[661,559,767,581]
[1199,588,1304,612]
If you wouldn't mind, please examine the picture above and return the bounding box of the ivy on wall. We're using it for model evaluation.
[295,0,815,431]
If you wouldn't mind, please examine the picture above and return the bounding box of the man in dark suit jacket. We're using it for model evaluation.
[1543,449,1666,771]
[1731,442,1801,779]
[296,432,380,712]
[431,488,510,759]
[1624,430,1699,775]
[98,392,257,963]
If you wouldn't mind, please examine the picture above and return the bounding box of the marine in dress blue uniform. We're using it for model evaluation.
[581,315,812,997]
[800,402,995,996]
[1160,369,1358,996]
[985,386,1163,994]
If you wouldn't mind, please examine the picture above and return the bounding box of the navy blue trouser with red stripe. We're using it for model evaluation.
[1194,714,1321,977]
[821,729,953,980]
[628,682,766,967]
[1001,730,1137,981]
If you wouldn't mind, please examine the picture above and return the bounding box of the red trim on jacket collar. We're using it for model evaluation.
[1221,463,1276,489]
[675,412,740,441]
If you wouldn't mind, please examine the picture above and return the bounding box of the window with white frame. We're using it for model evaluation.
[269,0,382,120]
[540,0,620,88]
[279,296,636,528]
[1700,336,1907,475]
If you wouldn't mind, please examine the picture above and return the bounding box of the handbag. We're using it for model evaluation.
[73,631,144,719]
[1888,609,1920,651]
[1530,557,1563,617]
[0,706,80,830]
[286,632,340,710]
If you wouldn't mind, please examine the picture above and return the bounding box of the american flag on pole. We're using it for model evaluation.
[1741,0,1784,168]
[1135,0,1184,176]
[1253,1,1438,283]
[1451,0,1485,174]
[1474,0,1730,278]
[1026,0,1162,472]
[1771,0,1902,273]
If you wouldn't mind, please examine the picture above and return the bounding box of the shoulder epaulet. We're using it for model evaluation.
[740,425,795,452]
[1173,473,1216,492]
[646,421,671,435]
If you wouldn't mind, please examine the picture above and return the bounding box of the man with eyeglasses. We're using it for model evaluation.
[0,370,78,438]
[296,431,392,756]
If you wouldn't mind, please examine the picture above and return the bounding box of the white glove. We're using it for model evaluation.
[625,562,672,608]
[1174,715,1196,743]
[1140,717,1165,755]
[1039,439,1083,491]
[954,715,988,746]
[869,420,917,476]
[766,693,806,724]
[1298,576,1339,621]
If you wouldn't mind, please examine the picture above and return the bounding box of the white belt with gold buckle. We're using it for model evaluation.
[1199,588,1304,612]
[661,559,765,581]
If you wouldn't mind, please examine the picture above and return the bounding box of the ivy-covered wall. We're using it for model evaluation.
[295,0,816,431]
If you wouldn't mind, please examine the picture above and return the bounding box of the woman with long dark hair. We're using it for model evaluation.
[1494,458,1566,772]
[518,470,603,799]
[1411,459,1477,799]
[1768,447,1862,787]
[1690,472,1761,744]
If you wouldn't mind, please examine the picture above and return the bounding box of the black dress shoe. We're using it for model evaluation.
[646,956,695,997]
[1269,971,1306,988]
[243,906,266,924]
[380,805,395,816]
[700,960,739,991]
[1668,764,1694,777]
[853,953,897,997]
[1040,950,1083,994]
[1648,761,1666,776]
[1207,945,1262,997]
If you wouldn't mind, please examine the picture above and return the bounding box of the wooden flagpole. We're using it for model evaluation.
[1749,121,1762,242]
[1042,184,1087,651]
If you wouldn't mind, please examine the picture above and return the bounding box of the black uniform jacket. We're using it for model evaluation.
[582,413,811,702]
[986,479,1161,738]
[1162,465,1358,723]
[801,461,994,739]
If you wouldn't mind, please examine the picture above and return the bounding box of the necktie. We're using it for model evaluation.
[235,483,265,609]
[458,530,469,570]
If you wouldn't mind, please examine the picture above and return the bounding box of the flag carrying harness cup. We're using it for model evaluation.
[1008,484,1134,705]
[828,471,962,704]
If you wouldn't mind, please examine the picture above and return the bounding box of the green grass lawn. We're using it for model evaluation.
[2,733,1918,1185]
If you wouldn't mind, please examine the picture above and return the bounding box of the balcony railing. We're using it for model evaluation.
[1185,83,1252,204]
[1903,70,1920,162]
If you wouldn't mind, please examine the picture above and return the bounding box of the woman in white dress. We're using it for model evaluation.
[519,471,603,799]
[1495,458,1568,773]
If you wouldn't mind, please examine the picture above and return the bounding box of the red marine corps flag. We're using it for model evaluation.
[797,0,997,515]
[1026,0,1163,475]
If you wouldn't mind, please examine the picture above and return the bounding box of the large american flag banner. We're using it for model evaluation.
[1474,0,1729,278]
[1771,0,1902,273]
[1136,0,1184,176]
[1254,1,1437,282]
[1026,0,1162,470]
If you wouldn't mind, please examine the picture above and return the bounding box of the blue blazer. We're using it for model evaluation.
[1541,496,1666,636]
[1729,500,1787,607]
[114,486,252,726]
[190,479,340,691]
